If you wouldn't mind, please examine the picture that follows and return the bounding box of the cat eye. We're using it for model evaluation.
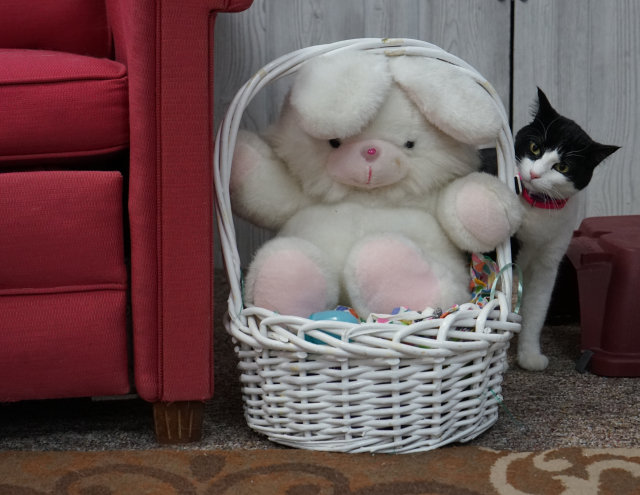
[329,139,341,149]
[404,141,415,149]
[553,163,570,174]
[529,142,541,156]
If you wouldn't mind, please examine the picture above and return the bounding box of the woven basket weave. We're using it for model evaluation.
[214,38,521,453]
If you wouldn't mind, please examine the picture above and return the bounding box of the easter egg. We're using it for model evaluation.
[305,310,359,345]
[309,310,359,324]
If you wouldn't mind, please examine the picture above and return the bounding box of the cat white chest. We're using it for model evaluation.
[516,193,582,269]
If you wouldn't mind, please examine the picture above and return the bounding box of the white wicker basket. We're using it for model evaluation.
[214,38,521,453]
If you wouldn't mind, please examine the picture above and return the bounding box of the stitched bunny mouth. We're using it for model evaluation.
[326,140,407,188]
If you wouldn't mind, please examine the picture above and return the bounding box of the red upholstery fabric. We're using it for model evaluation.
[0,171,128,401]
[0,291,129,402]
[0,50,129,164]
[0,0,253,404]
[0,171,127,291]
[0,0,111,59]
[107,0,161,402]
[107,0,253,402]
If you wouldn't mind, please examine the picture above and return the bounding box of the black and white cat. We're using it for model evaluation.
[514,88,619,371]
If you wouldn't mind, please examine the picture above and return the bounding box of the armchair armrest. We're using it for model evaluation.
[106,0,253,402]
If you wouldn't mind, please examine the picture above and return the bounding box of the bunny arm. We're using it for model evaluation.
[436,172,523,253]
[230,130,310,231]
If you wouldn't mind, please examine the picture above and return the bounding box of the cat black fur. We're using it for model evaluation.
[514,88,620,191]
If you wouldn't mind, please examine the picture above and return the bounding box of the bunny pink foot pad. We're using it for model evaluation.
[252,249,329,317]
[352,238,441,314]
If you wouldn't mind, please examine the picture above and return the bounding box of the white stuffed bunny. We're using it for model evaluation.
[230,51,523,318]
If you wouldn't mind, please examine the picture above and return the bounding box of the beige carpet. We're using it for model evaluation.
[0,271,638,452]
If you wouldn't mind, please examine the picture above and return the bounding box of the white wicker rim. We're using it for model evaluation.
[214,38,522,454]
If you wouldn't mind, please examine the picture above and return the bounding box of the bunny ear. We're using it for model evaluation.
[289,51,393,139]
[390,57,502,145]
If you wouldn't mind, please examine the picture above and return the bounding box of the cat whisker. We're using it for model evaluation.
[571,143,593,154]
[558,139,572,156]
[527,126,545,142]
[564,143,592,160]
[543,190,559,211]
[536,186,565,215]
[550,184,564,195]
[548,186,567,208]
[542,117,562,141]
[563,153,583,158]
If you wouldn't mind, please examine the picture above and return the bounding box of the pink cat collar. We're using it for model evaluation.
[521,185,568,210]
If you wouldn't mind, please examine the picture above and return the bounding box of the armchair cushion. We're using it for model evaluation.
[0,290,129,401]
[0,171,127,291]
[0,171,129,401]
[0,49,129,165]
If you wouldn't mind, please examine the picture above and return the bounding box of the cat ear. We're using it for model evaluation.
[289,51,393,139]
[534,87,559,117]
[390,57,502,145]
[591,143,621,166]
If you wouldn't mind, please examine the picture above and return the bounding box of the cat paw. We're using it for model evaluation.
[518,352,549,371]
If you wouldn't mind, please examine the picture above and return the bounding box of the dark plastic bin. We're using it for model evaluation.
[567,215,640,376]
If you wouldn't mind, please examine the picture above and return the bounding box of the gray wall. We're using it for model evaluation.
[513,0,640,221]
[214,0,639,268]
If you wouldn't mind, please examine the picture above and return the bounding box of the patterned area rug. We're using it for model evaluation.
[2,447,640,494]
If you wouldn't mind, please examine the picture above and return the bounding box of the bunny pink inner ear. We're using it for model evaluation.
[390,57,502,145]
[289,51,393,140]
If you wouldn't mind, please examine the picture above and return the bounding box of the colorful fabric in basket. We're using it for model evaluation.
[469,252,499,308]
[335,305,364,322]
[369,306,416,325]
[367,304,464,325]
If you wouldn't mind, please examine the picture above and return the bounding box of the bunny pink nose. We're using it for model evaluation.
[362,147,380,162]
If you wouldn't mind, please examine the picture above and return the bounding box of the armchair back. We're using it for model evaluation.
[0,0,112,58]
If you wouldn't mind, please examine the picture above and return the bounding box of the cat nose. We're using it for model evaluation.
[530,171,540,180]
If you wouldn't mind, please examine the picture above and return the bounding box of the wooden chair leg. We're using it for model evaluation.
[153,401,205,444]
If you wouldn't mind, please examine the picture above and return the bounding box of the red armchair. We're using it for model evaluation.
[0,0,252,443]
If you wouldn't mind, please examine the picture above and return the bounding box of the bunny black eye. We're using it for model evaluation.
[404,141,415,149]
[329,139,341,149]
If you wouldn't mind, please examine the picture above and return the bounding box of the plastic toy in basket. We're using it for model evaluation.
[304,307,361,345]
[215,39,522,454]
